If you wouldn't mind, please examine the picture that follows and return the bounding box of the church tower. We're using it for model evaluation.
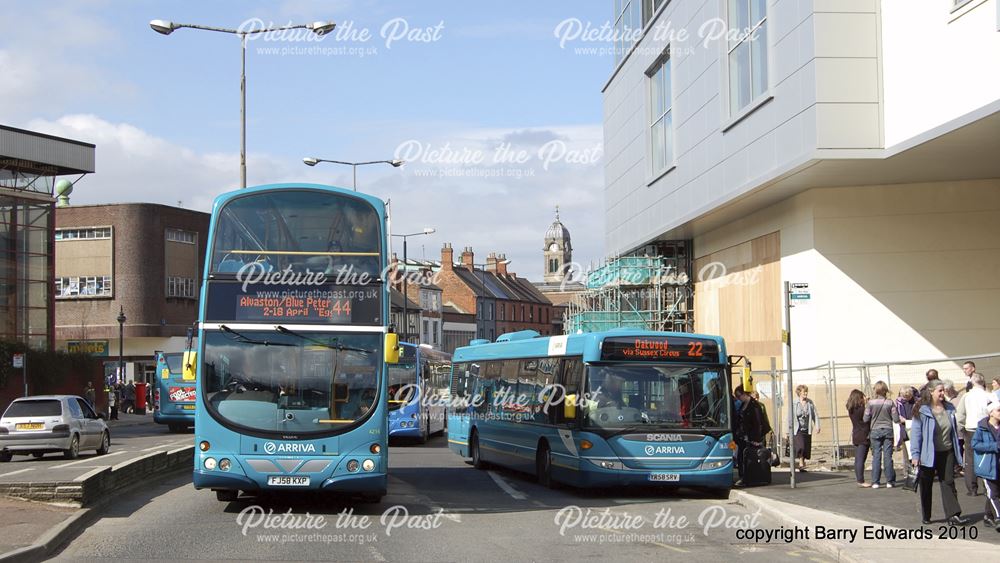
[543,206,572,283]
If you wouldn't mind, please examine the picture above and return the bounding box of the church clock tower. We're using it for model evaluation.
[543,206,572,283]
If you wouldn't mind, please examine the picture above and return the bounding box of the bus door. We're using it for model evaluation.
[446,362,477,457]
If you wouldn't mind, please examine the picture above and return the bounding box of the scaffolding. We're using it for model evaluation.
[565,252,694,334]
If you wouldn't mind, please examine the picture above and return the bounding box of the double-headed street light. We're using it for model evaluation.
[391,229,436,343]
[303,157,404,191]
[150,19,336,189]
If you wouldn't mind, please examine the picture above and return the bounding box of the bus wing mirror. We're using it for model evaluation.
[385,333,400,364]
[741,367,752,392]
[182,351,197,381]
[564,393,577,420]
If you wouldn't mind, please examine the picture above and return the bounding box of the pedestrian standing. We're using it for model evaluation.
[919,369,940,397]
[793,385,820,472]
[911,379,968,525]
[125,382,136,414]
[957,373,991,496]
[962,361,977,393]
[84,382,96,409]
[864,381,900,488]
[991,376,1000,402]
[972,400,1000,531]
[733,386,771,485]
[109,385,119,420]
[847,389,871,487]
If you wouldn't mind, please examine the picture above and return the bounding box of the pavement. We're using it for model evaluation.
[732,467,1000,562]
[0,414,192,562]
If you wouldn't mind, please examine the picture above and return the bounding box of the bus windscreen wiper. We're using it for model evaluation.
[274,326,373,354]
[219,324,294,347]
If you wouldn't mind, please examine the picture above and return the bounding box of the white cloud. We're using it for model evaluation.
[26,114,605,281]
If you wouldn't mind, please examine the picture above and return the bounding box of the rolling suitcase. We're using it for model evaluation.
[741,445,772,486]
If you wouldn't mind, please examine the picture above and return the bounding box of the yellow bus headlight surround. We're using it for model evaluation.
[362,459,375,472]
[199,441,211,452]
[346,460,360,472]
[219,458,231,471]
[204,457,217,470]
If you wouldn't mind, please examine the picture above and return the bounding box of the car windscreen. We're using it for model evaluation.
[4,399,62,418]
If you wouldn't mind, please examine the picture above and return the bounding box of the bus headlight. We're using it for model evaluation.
[199,441,211,452]
[370,443,382,454]
[204,457,217,470]
[699,460,729,470]
[346,460,359,472]
[219,458,231,471]
[362,459,375,472]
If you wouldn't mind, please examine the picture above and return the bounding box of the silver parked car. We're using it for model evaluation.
[0,395,111,461]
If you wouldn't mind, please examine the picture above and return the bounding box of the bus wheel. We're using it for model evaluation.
[419,421,429,444]
[471,431,486,470]
[1,451,13,462]
[359,493,383,504]
[167,424,181,433]
[215,490,239,502]
[536,443,555,488]
[708,487,731,500]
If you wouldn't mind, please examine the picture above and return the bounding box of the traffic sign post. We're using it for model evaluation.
[13,353,26,397]
[784,282,795,489]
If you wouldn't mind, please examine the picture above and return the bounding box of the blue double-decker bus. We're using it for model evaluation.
[388,343,451,443]
[192,183,398,503]
[447,329,734,495]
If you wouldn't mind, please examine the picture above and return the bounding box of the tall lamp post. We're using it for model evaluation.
[391,229,435,343]
[116,307,126,385]
[150,19,336,188]
[473,259,510,340]
[303,157,404,191]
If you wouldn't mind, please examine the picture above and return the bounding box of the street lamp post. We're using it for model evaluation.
[116,307,126,386]
[150,19,336,188]
[303,157,404,191]
[391,229,435,343]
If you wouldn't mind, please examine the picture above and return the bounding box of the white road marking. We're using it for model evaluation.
[51,450,125,469]
[0,467,34,477]
[486,470,527,500]
[141,440,190,452]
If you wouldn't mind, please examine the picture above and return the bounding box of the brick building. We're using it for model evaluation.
[54,203,209,383]
[435,243,558,342]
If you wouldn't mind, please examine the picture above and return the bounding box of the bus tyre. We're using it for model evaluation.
[471,431,486,470]
[63,435,80,460]
[419,420,429,444]
[360,493,383,504]
[536,443,555,489]
[710,487,731,500]
[1,451,12,462]
[97,431,111,455]
[215,490,238,502]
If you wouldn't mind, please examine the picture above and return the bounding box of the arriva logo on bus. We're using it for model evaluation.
[263,442,317,455]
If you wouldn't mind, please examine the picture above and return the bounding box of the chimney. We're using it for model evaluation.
[497,253,509,276]
[441,243,453,271]
[485,252,498,272]
[461,246,474,270]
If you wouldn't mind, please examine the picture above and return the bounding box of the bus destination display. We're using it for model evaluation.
[600,336,719,362]
[207,283,381,324]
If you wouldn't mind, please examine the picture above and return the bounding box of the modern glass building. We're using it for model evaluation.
[0,124,95,349]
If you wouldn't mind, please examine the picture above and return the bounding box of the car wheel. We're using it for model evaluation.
[97,431,111,455]
[32,452,45,459]
[63,435,80,460]
[0,451,11,463]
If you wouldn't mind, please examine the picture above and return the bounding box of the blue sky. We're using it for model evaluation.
[0,0,618,280]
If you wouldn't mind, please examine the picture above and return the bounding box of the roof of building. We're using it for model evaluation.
[0,124,96,175]
[544,207,570,243]
[389,288,420,310]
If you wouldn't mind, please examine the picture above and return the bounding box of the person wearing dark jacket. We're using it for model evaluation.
[911,380,968,526]
[734,386,771,483]
[847,390,871,487]
[971,400,1000,530]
